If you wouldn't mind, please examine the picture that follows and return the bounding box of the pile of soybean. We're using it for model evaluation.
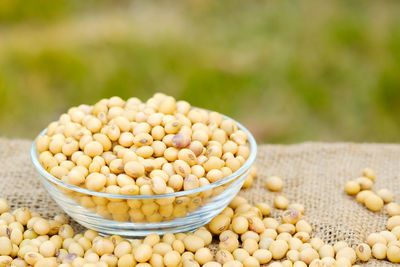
[35,93,252,223]
[2,165,400,267]
[36,93,250,194]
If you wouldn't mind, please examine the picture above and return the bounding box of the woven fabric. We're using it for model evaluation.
[0,138,399,266]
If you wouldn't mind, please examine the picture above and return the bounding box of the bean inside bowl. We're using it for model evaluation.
[30,95,257,236]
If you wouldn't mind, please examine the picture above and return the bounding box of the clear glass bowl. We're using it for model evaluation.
[31,115,257,237]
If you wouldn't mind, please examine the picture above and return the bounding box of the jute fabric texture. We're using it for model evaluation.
[1,138,399,266]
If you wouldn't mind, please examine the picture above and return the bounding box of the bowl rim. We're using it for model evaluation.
[31,111,257,199]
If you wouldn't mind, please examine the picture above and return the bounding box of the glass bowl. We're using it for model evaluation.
[31,114,257,237]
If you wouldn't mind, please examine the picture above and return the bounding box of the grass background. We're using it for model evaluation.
[1,0,400,143]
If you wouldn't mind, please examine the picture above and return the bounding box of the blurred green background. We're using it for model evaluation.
[1,0,400,143]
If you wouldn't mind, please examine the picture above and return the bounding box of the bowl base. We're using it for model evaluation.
[74,215,216,237]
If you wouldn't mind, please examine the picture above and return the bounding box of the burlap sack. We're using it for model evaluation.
[1,138,398,266]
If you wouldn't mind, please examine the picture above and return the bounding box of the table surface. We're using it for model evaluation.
[1,138,399,266]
